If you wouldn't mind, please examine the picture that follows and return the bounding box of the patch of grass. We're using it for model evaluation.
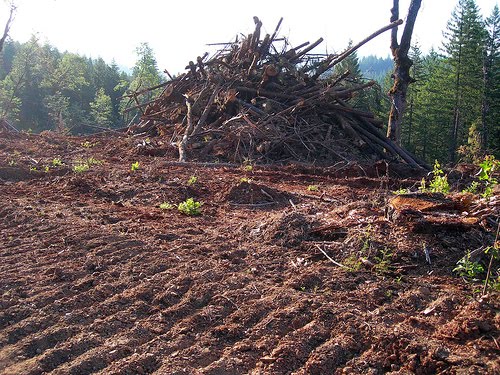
[131,161,140,171]
[178,198,202,216]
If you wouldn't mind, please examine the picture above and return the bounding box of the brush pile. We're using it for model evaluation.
[123,17,426,168]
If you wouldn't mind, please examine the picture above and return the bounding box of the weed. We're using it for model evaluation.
[86,158,102,166]
[73,157,102,173]
[51,158,63,167]
[374,248,393,275]
[243,165,253,172]
[81,141,94,148]
[159,202,174,210]
[131,161,140,171]
[178,198,202,216]
[478,155,498,199]
[240,177,251,183]
[392,188,410,195]
[307,185,319,192]
[73,163,90,173]
[429,160,450,194]
[343,255,362,271]
[29,166,37,172]
[453,251,484,280]
[462,181,480,194]
[44,166,50,173]
[187,175,197,185]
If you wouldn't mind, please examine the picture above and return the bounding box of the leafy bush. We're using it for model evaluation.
[178,198,202,216]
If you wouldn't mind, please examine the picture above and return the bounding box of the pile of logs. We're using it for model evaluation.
[123,17,428,169]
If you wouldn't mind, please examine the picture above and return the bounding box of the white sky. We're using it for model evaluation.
[1,0,498,74]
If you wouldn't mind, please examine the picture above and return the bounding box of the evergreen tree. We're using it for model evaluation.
[90,88,113,128]
[402,42,425,153]
[443,0,487,162]
[483,5,500,156]
[121,42,163,123]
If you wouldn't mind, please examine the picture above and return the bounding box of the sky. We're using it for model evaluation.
[1,0,498,74]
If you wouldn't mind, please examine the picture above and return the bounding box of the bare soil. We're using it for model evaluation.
[0,131,498,375]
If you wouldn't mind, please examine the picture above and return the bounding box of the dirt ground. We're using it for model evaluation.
[0,131,498,375]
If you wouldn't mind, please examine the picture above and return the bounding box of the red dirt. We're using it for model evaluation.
[0,131,498,375]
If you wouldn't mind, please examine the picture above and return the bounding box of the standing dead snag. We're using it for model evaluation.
[387,0,422,145]
[0,1,16,53]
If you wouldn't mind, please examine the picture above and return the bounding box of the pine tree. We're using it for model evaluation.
[121,42,163,123]
[402,42,425,153]
[443,0,487,162]
[483,5,500,156]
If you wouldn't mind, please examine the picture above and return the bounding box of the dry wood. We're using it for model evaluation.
[123,17,428,170]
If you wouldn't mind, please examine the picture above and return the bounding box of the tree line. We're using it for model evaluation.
[332,0,499,163]
[0,0,498,164]
[0,37,163,134]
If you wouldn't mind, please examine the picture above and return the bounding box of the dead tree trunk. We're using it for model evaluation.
[386,0,422,145]
[0,2,16,53]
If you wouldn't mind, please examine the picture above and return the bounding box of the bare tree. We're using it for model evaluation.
[386,0,422,144]
[0,1,16,53]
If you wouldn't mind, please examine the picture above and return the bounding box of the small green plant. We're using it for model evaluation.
[81,141,94,148]
[453,251,485,280]
[73,163,90,173]
[86,157,102,166]
[240,177,251,183]
[374,248,393,275]
[392,188,410,195]
[462,181,480,194]
[44,166,50,173]
[131,161,140,171]
[243,164,253,172]
[478,155,498,199]
[428,160,450,194]
[343,255,362,272]
[159,202,174,210]
[29,166,37,172]
[72,158,102,173]
[178,198,202,216]
[51,158,63,167]
[307,185,319,192]
[187,175,197,185]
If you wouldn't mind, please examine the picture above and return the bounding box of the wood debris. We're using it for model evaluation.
[124,17,428,168]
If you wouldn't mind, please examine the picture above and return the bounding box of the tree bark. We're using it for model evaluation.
[386,0,422,145]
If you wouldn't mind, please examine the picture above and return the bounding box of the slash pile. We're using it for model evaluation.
[124,17,426,168]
